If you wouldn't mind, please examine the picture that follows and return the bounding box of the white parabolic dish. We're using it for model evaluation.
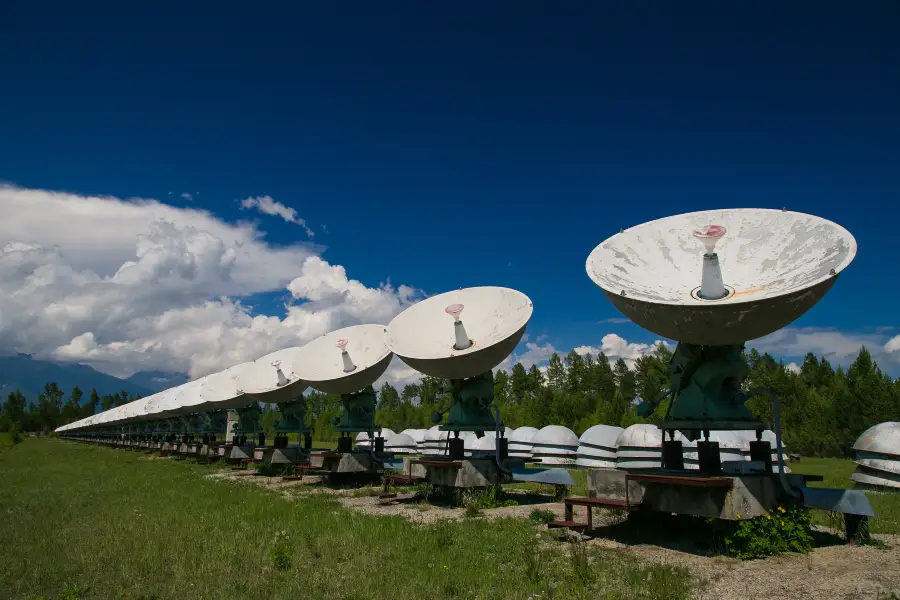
[386,286,533,379]
[586,209,857,345]
[292,324,393,394]
[193,362,255,410]
[236,347,309,404]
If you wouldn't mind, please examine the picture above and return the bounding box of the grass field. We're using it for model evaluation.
[0,439,692,600]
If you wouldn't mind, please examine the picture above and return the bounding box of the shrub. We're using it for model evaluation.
[463,486,517,511]
[724,504,813,559]
[529,508,556,524]
[9,423,24,444]
[270,530,292,571]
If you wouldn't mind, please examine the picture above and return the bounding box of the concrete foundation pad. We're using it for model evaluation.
[267,447,306,465]
[587,468,812,520]
[316,452,378,474]
[417,458,526,488]
[229,444,256,461]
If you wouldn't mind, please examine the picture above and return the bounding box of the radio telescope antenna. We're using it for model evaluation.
[292,324,392,453]
[386,287,573,487]
[386,286,532,380]
[586,208,860,487]
[386,286,532,455]
[581,208,877,523]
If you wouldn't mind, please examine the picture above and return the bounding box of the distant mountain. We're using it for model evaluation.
[0,355,155,404]
[125,370,190,393]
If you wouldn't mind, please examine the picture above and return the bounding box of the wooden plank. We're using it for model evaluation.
[564,497,630,509]
[547,520,588,531]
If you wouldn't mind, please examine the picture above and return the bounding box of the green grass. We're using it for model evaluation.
[0,440,692,600]
[790,457,900,534]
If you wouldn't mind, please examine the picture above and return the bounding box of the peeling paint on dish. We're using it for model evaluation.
[587,209,856,306]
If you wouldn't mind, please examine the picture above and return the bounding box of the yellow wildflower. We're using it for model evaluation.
[767,516,771,520]
[736,514,741,519]
[781,521,785,526]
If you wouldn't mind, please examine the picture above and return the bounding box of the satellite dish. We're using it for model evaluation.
[235,348,309,404]
[167,374,218,416]
[292,324,393,394]
[586,209,857,345]
[386,286,533,380]
[189,362,256,411]
[143,387,183,420]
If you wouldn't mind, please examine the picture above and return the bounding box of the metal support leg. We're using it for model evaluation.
[845,514,870,544]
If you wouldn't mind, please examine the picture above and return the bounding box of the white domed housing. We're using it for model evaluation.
[586,209,857,345]
[470,434,497,456]
[423,426,449,456]
[400,428,428,452]
[355,431,372,450]
[707,430,748,464]
[531,425,579,465]
[385,433,418,454]
[616,424,678,470]
[851,422,900,491]
[292,324,393,394]
[385,286,533,380]
[509,426,539,459]
[576,424,623,469]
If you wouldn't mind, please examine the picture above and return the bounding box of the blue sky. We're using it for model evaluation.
[1,2,899,375]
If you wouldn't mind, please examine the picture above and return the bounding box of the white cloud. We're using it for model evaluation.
[750,327,900,370]
[0,185,415,380]
[180,193,193,201]
[493,333,671,376]
[886,335,900,354]
[573,333,671,369]
[0,185,318,291]
[785,362,801,374]
[239,195,314,237]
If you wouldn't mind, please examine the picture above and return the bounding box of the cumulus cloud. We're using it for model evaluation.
[750,327,900,370]
[0,185,319,291]
[493,333,671,376]
[0,185,414,379]
[239,195,314,237]
[573,333,671,369]
[886,335,900,354]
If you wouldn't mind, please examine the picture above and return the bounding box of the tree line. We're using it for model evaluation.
[0,383,141,435]
[308,344,899,457]
[5,346,898,457]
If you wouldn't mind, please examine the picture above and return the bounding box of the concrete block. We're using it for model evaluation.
[230,444,255,461]
[320,452,377,474]
[268,447,304,465]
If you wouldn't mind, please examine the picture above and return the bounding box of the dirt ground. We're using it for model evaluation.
[205,470,900,600]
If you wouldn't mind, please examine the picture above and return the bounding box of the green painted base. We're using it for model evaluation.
[335,426,379,433]
[663,343,761,437]
[660,419,766,433]
[439,425,497,433]
[439,372,501,432]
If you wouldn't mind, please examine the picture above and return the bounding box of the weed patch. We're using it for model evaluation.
[723,504,814,559]
[530,508,556,524]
